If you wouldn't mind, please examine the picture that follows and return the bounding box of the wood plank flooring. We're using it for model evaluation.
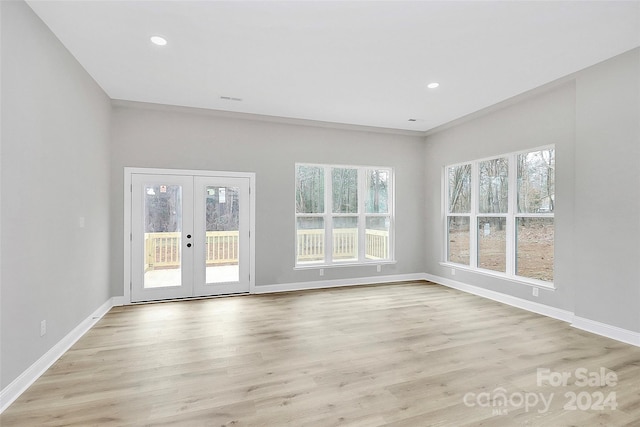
[2,281,639,426]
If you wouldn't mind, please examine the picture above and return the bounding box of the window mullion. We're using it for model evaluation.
[385,171,394,262]
[470,161,478,269]
[443,166,449,264]
[506,153,517,276]
[358,168,366,262]
[324,166,332,265]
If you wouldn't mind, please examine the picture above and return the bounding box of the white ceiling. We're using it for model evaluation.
[27,1,640,132]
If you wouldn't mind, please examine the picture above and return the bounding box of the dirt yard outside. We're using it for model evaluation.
[448,221,553,282]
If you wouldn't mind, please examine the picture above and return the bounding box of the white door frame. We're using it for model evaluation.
[123,167,256,304]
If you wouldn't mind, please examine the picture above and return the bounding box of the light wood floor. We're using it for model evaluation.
[2,281,639,426]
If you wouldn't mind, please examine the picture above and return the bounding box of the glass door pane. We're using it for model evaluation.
[131,174,194,302]
[205,185,240,284]
[193,176,250,297]
[143,184,183,288]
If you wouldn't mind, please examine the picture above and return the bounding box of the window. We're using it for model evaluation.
[516,149,555,282]
[444,146,554,285]
[296,164,393,266]
[447,164,471,264]
[477,157,508,273]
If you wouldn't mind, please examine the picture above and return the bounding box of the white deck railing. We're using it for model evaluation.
[145,231,239,271]
[296,228,388,262]
[145,228,389,271]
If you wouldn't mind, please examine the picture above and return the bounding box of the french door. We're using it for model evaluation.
[130,173,251,302]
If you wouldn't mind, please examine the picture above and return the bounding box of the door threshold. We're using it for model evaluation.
[130,292,250,305]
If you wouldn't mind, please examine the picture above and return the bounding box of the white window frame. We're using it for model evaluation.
[295,163,395,268]
[441,145,555,289]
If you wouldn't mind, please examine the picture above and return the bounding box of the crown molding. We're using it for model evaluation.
[111,99,425,138]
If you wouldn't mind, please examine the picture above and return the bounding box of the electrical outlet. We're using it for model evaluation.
[532,288,539,297]
[40,320,47,336]
[451,268,456,276]
[377,265,381,273]
[319,268,324,277]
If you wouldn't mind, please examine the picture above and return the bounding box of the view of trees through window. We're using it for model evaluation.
[332,168,358,213]
[144,185,182,233]
[516,148,555,281]
[518,149,555,213]
[144,184,239,233]
[366,169,390,214]
[205,186,239,231]
[296,165,324,214]
[445,147,554,283]
[448,164,471,213]
[296,164,393,265]
[447,164,471,264]
[479,158,508,214]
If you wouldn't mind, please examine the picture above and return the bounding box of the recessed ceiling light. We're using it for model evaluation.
[150,36,167,46]
[427,82,440,89]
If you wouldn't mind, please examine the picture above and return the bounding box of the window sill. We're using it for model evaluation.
[439,262,556,290]
[295,260,397,270]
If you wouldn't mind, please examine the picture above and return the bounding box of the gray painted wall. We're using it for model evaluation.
[424,48,640,333]
[573,49,640,331]
[110,105,426,294]
[0,1,112,388]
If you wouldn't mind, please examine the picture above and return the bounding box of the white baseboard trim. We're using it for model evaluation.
[0,296,118,414]
[253,273,427,294]
[571,316,640,347]
[423,273,574,323]
[111,295,126,307]
[425,273,640,348]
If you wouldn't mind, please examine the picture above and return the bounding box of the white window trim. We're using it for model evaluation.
[295,163,395,268]
[443,145,555,289]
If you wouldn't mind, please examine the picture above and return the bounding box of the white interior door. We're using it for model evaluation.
[131,173,251,302]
